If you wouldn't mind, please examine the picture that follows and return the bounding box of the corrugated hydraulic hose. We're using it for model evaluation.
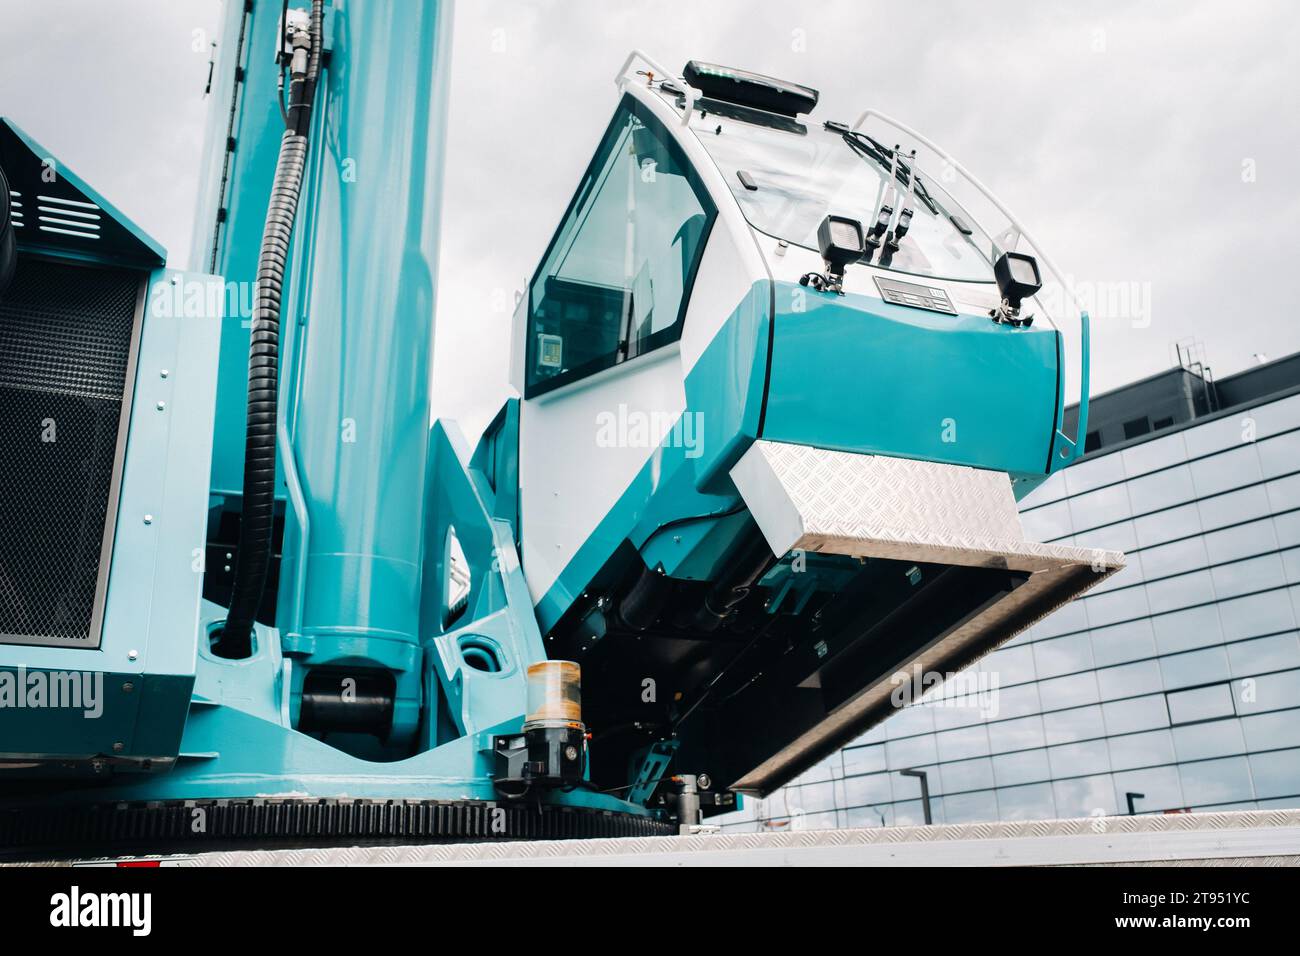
[0,164,15,297]
[219,0,322,658]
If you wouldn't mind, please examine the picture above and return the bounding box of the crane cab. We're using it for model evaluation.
[502,56,1120,796]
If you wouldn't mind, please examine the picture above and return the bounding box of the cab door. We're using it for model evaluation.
[517,94,715,629]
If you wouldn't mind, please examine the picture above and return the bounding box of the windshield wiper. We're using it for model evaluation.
[826,121,940,216]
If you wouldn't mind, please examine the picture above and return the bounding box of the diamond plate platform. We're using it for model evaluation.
[728,442,1125,792]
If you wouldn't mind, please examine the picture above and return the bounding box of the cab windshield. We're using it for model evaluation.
[686,105,997,283]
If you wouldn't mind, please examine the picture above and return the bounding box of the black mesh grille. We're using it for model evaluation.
[0,257,141,647]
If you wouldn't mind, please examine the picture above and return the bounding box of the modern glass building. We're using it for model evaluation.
[724,351,1300,830]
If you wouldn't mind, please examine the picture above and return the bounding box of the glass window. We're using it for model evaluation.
[841,743,887,776]
[1048,740,1110,778]
[1108,729,1176,771]
[842,771,893,807]
[1151,604,1223,656]
[1102,694,1170,735]
[1062,453,1126,497]
[1091,618,1158,668]
[1257,431,1300,480]
[1053,773,1117,817]
[1179,755,1255,805]
[1097,659,1162,701]
[1140,536,1209,580]
[991,748,1051,787]
[884,702,936,739]
[1173,718,1245,762]
[1082,585,1150,629]
[1126,464,1194,515]
[1020,500,1073,543]
[938,789,999,825]
[686,108,996,283]
[1213,554,1286,600]
[1038,671,1101,710]
[1161,646,1231,692]
[1218,589,1296,642]
[1190,445,1262,497]
[1248,747,1300,799]
[1266,474,1300,513]
[1227,633,1300,678]
[1134,502,1201,549]
[996,782,1057,821]
[525,97,714,395]
[1241,709,1300,752]
[1168,683,1235,726]
[1071,520,1138,555]
[1204,518,1279,565]
[1043,704,1105,745]
[1233,669,1300,716]
[1033,632,1095,679]
[885,733,938,769]
[1277,512,1300,550]
[1036,597,1089,639]
[1198,485,1269,531]
[982,645,1037,685]
[939,757,995,794]
[1120,431,1187,479]
[1112,766,1185,813]
[935,725,991,762]
[1145,569,1213,615]
[1068,483,1132,532]
[990,683,1043,721]
[845,804,892,828]
[987,715,1047,754]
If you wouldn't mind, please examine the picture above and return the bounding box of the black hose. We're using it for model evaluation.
[0,164,15,298]
[218,0,322,657]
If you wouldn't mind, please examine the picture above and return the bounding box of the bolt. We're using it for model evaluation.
[128,649,138,661]
[156,400,166,411]
[112,742,124,753]
[122,682,134,693]
[143,514,153,525]
[160,369,169,379]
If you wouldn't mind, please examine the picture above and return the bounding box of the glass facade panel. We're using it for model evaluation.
[1102,694,1170,735]
[1248,748,1300,799]
[991,748,1051,787]
[1166,683,1234,724]
[728,393,1300,832]
[1160,646,1231,690]
[1043,705,1105,745]
[1172,719,1246,762]
[1178,755,1255,805]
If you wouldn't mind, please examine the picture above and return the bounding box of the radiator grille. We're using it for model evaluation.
[0,257,142,647]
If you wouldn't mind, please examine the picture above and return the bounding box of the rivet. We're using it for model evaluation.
[156,400,166,411]
[143,514,153,525]
[112,742,125,752]
[122,682,134,693]
[128,649,138,661]
[160,369,169,379]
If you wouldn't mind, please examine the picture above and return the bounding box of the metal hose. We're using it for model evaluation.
[219,0,322,657]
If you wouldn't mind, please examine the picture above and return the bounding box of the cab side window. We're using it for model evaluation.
[526,96,715,396]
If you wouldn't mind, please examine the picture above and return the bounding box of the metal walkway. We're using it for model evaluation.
[22,809,1300,866]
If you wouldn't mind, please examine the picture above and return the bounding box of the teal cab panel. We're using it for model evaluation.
[760,279,1061,479]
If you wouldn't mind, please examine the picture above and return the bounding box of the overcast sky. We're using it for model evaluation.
[3,0,1297,441]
